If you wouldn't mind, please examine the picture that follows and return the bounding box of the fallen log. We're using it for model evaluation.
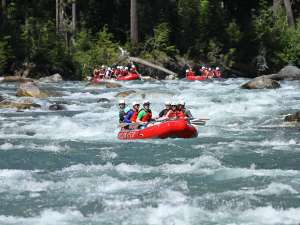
[118,47,177,77]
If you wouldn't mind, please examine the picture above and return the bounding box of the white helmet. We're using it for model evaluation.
[165,101,171,105]
[101,65,105,68]
[171,102,177,106]
[209,68,212,71]
[186,69,189,73]
[108,67,111,70]
[120,66,124,69]
[125,67,128,70]
[179,101,185,106]
[216,67,220,70]
[143,100,150,105]
[119,99,125,104]
[132,101,139,106]
[202,66,205,69]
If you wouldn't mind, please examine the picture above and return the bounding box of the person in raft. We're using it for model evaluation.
[159,101,171,117]
[118,99,130,123]
[177,101,193,119]
[136,100,152,124]
[124,102,140,123]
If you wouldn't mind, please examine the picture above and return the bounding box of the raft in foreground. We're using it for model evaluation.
[118,119,198,140]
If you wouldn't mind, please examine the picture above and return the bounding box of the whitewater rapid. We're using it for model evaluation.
[0,79,299,225]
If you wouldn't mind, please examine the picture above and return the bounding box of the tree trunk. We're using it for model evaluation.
[128,57,176,76]
[56,0,59,33]
[283,0,295,27]
[1,0,6,14]
[130,0,138,45]
[272,0,281,12]
[72,0,76,35]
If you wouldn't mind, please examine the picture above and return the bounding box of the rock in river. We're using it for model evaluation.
[39,73,63,83]
[97,98,110,103]
[16,82,48,98]
[284,111,300,122]
[48,103,67,111]
[115,90,136,97]
[241,77,281,89]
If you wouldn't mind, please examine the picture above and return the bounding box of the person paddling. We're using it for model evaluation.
[137,100,152,124]
[124,102,140,123]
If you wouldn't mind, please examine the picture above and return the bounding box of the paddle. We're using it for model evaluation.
[189,118,209,126]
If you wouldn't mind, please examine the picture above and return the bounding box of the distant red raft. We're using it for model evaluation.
[116,73,140,81]
[186,75,208,81]
[118,119,198,140]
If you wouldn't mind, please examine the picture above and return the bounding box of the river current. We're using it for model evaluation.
[0,79,299,225]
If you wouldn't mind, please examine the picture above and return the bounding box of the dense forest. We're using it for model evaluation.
[1,0,300,79]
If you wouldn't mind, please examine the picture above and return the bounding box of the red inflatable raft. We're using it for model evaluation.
[186,76,208,81]
[116,73,140,81]
[118,119,198,140]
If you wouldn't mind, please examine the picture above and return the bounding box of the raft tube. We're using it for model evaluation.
[116,73,140,81]
[118,119,198,140]
[186,75,207,81]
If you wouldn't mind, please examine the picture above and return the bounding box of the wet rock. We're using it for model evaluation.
[16,82,48,98]
[284,111,300,122]
[115,90,136,97]
[48,104,66,111]
[0,100,41,110]
[141,76,157,81]
[0,76,34,83]
[165,74,178,80]
[105,82,122,88]
[25,131,36,136]
[262,65,300,81]
[241,77,280,89]
[39,73,63,83]
[97,98,110,103]
[0,95,5,102]
[277,65,300,80]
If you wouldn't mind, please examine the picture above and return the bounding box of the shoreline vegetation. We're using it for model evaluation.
[1,1,300,80]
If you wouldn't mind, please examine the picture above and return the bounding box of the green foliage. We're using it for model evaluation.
[73,27,120,78]
[252,6,290,71]
[143,23,177,56]
[3,0,300,78]
[0,36,14,74]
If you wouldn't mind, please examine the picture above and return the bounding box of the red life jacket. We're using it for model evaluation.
[121,70,128,76]
[213,70,221,77]
[141,109,152,122]
[177,110,186,119]
[187,71,196,77]
[131,110,139,122]
[166,110,177,118]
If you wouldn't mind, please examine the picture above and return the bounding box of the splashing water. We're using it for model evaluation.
[0,79,299,225]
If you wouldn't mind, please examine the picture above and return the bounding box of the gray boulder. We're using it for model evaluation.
[39,73,63,83]
[263,65,300,81]
[241,77,281,89]
[278,65,300,80]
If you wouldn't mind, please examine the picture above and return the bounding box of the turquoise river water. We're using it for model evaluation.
[0,79,299,225]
